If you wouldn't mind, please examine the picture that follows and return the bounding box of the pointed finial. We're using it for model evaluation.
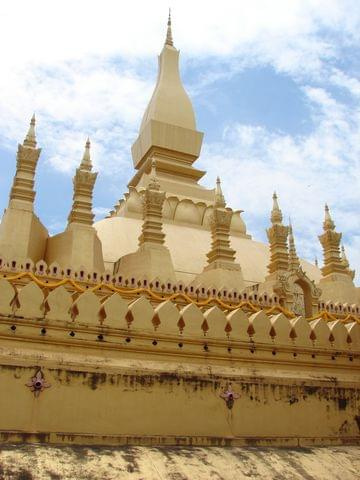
[23,114,37,148]
[80,137,92,171]
[151,157,156,176]
[315,256,318,267]
[288,217,300,271]
[214,176,226,208]
[323,203,335,231]
[165,8,174,46]
[271,191,283,225]
[341,244,350,268]
[148,158,160,190]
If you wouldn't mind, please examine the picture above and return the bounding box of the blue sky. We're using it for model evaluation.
[0,0,359,277]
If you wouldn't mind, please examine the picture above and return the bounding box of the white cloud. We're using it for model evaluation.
[0,59,153,174]
[2,0,357,64]
[329,69,360,98]
[0,0,358,169]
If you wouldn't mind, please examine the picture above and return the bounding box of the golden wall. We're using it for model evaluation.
[0,275,359,446]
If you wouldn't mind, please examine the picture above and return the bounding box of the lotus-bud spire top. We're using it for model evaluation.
[323,203,335,231]
[271,192,283,225]
[80,138,92,171]
[214,176,226,208]
[23,114,37,148]
[341,245,350,269]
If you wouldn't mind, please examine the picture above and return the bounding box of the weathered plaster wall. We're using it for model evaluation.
[0,354,359,446]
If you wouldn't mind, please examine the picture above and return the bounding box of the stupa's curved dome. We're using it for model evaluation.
[95,216,321,286]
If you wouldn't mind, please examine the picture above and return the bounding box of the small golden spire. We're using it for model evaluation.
[271,192,283,225]
[318,204,346,277]
[68,138,97,226]
[165,8,174,46]
[139,158,166,247]
[23,114,37,148]
[206,178,238,268]
[288,217,293,236]
[266,193,289,274]
[341,245,350,269]
[288,218,300,271]
[80,137,92,171]
[214,176,226,208]
[323,203,335,231]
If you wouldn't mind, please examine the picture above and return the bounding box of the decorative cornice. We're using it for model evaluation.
[0,268,359,323]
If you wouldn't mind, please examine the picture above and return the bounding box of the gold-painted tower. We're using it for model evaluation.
[45,139,105,273]
[0,115,48,264]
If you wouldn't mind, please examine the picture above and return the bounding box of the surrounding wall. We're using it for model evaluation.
[0,274,358,446]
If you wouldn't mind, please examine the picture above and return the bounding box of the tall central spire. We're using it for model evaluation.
[137,11,196,134]
[130,11,205,197]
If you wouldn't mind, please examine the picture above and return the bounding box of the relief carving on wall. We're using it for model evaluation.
[273,268,322,317]
[26,369,51,397]
[220,383,240,409]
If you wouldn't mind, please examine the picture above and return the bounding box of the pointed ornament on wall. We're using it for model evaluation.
[26,368,51,397]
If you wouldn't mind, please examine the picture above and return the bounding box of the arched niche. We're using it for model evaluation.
[293,278,313,318]
[274,269,321,318]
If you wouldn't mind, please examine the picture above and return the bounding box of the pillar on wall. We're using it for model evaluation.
[317,204,358,303]
[267,192,289,275]
[258,193,289,295]
[190,177,245,291]
[0,115,48,264]
[259,197,320,316]
[45,139,105,273]
[114,159,176,282]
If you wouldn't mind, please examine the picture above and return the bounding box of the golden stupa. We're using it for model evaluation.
[0,15,358,467]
